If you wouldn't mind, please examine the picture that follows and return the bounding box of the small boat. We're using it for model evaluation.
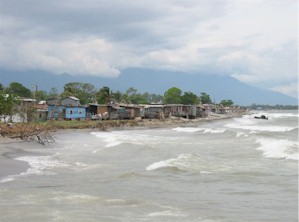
[254,115,268,120]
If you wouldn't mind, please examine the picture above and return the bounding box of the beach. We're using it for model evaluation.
[0,111,297,222]
[0,113,232,180]
[0,138,28,179]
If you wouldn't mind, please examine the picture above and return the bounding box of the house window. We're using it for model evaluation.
[70,110,73,115]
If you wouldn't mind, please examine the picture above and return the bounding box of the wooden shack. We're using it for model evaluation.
[142,104,164,119]
[118,104,141,119]
[165,104,197,119]
[86,104,119,120]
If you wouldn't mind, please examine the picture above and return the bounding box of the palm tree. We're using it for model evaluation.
[97,86,113,104]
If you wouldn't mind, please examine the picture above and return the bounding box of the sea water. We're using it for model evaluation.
[0,110,298,222]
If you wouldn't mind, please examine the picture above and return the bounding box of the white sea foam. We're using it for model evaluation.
[256,139,298,160]
[172,127,202,133]
[92,149,102,153]
[0,177,16,183]
[0,155,71,183]
[245,112,298,120]
[146,158,178,171]
[73,162,88,167]
[146,153,208,172]
[268,113,299,118]
[16,155,70,173]
[236,132,248,138]
[237,115,255,125]
[91,132,123,147]
[146,153,193,171]
[201,128,226,134]
[147,210,187,217]
[51,192,99,202]
[72,162,102,171]
[91,131,166,147]
[173,127,226,134]
[226,123,295,132]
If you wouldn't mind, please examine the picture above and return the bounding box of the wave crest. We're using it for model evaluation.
[226,123,295,132]
[256,139,298,160]
[146,153,209,173]
[172,127,226,134]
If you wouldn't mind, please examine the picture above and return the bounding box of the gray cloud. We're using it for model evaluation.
[0,0,297,97]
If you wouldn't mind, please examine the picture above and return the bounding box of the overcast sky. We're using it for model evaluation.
[0,0,297,98]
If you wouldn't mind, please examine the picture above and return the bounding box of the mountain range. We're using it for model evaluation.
[0,68,297,106]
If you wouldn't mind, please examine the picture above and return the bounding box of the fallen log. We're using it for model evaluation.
[0,122,55,145]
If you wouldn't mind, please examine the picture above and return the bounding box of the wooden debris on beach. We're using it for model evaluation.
[0,122,55,145]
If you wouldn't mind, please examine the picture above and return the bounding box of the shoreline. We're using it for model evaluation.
[104,113,239,131]
[0,138,30,181]
[0,113,240,182]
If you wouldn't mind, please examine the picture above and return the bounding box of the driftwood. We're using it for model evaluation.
[0,122,55,145]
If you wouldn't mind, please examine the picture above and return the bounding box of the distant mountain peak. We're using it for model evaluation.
[0,68,297,106]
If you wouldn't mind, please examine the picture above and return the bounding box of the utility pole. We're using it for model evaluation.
[32,84,38,101]
[31,84,38,122]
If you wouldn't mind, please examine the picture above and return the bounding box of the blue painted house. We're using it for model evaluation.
[47,96,86,120]
[65,106,86,120]
[47,105,64,120]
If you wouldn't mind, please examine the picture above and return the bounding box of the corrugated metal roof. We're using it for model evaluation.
[68,96,79,101]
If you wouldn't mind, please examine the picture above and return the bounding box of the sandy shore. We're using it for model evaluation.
[120,113,237,131]
[0,113,240,182]
[0,137,30,180]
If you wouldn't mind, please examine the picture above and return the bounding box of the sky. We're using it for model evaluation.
[0,0,298,98]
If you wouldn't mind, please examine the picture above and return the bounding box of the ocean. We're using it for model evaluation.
[0,110,298,222]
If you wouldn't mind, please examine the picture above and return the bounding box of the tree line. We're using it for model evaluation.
[0,81,234,106]
[248,103,298,110]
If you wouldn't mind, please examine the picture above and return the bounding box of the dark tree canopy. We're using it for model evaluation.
[1,81,237,108]
[97,86,112,104]
[163,87,182,104]
[6,82,32,98]
[220,99,234,106]
[144,93,163,104]
[0,93,18,122]
[35,90,49,101]
[199,92,212,104]
[181,91,199,105]
[111,91,122,102]
[120,87,148,104]
[61,82,96,105]
[130,93,148,104]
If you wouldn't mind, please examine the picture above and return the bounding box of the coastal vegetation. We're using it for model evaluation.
[0,81,239,143]
[0,81,236,107]
[0,81,297,125]
[248,104,298,110]
[0,81,296,143]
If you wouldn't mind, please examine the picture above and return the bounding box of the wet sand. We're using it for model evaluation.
[0,138,30,179]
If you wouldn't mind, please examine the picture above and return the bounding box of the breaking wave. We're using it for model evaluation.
[172,127,202,133]
[0,155,67,183]
[236,132,249,138]
[255,139,298,160]
[266,112,299,118]
[173,127,226,134]
[90,131,165,147]
[0,154,98,183]
[226,123,296,132]
[146,153,209,173]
